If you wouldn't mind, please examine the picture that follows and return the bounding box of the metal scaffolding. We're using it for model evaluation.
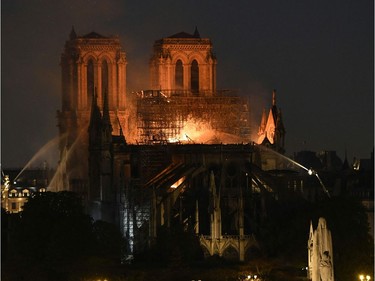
[135,90,251,144]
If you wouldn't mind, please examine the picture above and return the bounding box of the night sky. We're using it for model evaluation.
[2,0,373,169]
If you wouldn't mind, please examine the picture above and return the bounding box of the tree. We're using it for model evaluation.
[2,191,127,280]
[3,192,93,280]
[92,219,126,263]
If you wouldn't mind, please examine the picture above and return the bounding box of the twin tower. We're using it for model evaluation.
[58,27,217,147]
[56,27,218,188]
[56,27,284,192]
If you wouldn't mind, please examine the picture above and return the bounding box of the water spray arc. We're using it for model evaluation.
[48,127,88,192]
[14,135,62,183]
[256,144,331,198]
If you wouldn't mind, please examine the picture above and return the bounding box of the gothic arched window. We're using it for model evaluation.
[191,60,199,93]
[87,59,95,106]
[175,60,183,90]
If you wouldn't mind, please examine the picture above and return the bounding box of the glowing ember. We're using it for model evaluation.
[170,176,186,189]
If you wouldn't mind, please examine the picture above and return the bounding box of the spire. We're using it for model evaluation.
[102,90,113,140]
[265,109,276,144]
[89,88,101,129]
[193,26,200,38]
[276,109,285,131]
[259,108,267,134]
[342,149,350,170]
[208,170,221,239]
[88,88,102,147]
[209,171,216,201]
[272,89,277,106]
[117,115,124,136]
[208,171,217,214]
[102,90,111,126]
[116,114,127,144]
[257,108,267,144]
[69,26,77,40]
[271,89,278,123]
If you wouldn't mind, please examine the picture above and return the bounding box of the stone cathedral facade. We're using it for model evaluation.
[149,27,216,95]
[56,27,256,192]
[56,27,287,261]
[57,28,129,192]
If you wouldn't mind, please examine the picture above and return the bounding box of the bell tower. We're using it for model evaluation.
[150,27,217,96]
[57,27,128,191]
[59,27,127,128]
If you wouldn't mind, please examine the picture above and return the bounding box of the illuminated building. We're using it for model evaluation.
[1,169,51,213]
[141,29,250,143]
[255,89,286,171]
[58,27,127,135]
[57,27,251,193]
[257,89,285,153]
[84,87,315,261]
[57,27,128,192]
[149,27,216,94]
[56,27,320,262]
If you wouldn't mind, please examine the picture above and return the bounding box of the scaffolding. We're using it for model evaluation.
[122,89,252,258]
[135,90,251,144]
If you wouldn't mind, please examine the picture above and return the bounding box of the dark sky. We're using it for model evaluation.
[1,0,374,169]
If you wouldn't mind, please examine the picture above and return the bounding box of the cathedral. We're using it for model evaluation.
[56,27,288,261]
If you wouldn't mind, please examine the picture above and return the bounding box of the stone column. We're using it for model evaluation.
[76,59,83,110]
[82,63,88,109]
[110,61,117,110]
[117,55,126,110]
[165,58,171,92]
[158,58,164,90]
[96,61,102,109]
[184,63,190,93]
[68,61,74,110]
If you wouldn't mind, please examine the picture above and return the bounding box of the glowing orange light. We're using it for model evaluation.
[171,176,185,189]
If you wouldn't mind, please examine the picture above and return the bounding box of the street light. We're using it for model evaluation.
[244,275,260,281]
[359,274,371,281]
